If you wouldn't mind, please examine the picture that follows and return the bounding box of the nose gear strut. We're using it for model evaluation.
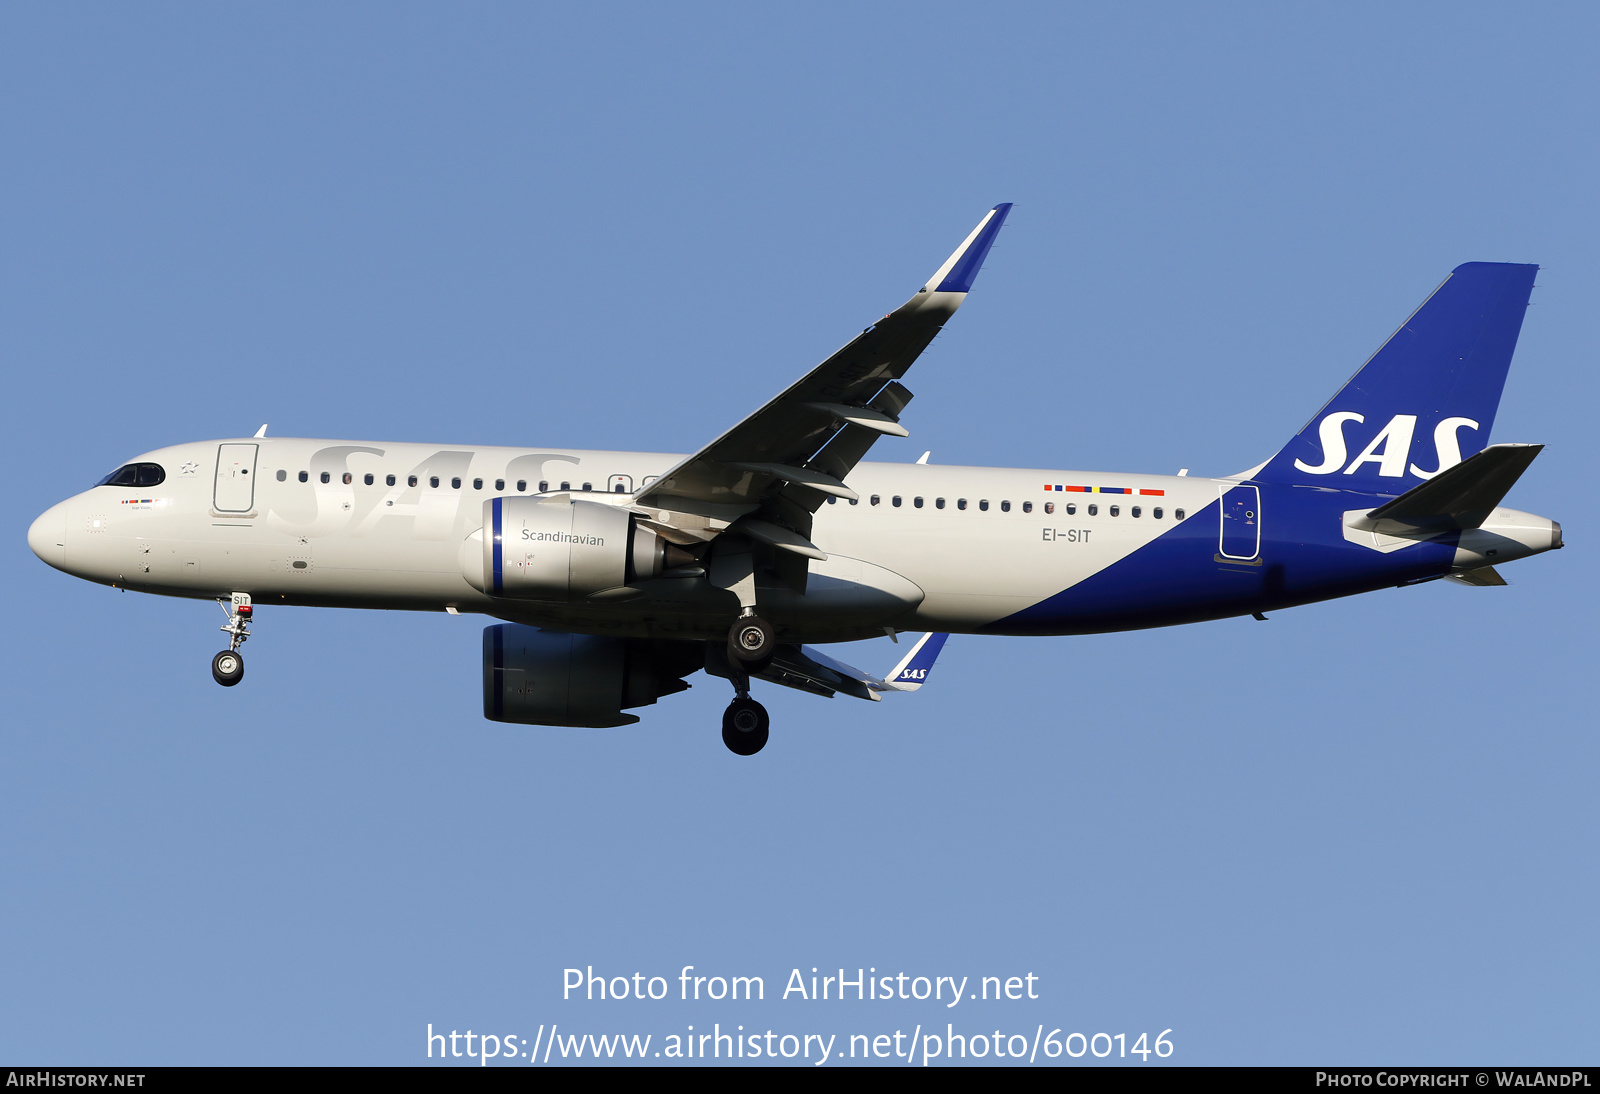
[212,593,252,687]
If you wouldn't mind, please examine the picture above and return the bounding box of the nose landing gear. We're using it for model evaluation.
[212,593,252,687]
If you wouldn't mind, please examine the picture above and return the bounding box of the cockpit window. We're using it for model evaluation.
[97,463,165,488]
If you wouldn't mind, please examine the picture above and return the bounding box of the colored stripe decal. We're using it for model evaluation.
[1047,485,1167,495]
[491,496,503,594]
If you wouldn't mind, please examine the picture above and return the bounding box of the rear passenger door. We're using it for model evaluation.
[1218,484,1261,560]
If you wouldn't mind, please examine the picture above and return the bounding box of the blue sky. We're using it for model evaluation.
[3,2,1596,1066]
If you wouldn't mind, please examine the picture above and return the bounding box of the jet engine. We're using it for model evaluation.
[482,624,702,728]
[462,497,681,599]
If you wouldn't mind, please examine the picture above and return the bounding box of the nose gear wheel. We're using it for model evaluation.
[212,649,244,686]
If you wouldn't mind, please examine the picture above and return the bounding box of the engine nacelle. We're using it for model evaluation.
[463,497,667,599]
[482,625,700,728]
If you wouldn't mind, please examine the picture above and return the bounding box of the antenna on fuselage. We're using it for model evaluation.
[254,424,268,438]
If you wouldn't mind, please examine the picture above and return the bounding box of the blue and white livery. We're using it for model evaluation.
[27,206,1562,754]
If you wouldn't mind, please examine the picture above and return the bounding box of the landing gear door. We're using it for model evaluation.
[214,443,259,513]
[1218,484,1261,560]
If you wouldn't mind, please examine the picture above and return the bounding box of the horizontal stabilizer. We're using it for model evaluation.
[1348,443,1543,536]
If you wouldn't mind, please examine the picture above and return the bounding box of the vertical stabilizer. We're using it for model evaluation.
[1254,262,1538,489]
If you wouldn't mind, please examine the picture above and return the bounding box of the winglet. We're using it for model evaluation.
[925,204,1012,295]
[882,632,950,692]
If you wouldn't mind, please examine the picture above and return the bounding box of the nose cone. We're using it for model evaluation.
[28,502,68,571]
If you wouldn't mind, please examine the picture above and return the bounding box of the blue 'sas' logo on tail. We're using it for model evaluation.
[1255,262,1538,489]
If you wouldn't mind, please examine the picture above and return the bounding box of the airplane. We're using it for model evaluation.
[27,204,1563,755]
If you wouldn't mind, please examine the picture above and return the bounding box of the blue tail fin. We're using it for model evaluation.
[1254,262,1538,489]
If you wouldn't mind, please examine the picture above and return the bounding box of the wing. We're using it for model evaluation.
[634,204,1013,554]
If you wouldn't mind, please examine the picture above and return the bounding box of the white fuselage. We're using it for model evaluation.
[30,437,1224,642]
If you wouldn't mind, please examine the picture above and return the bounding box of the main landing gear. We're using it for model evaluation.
[717,612,774,755]
[727,611,775,668]
[722,694,770,756]
[212,594,252,687]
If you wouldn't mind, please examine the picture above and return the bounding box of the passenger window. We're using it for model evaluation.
[1044,502,1055,515]
[1065,503,1076,515]
[538,481,548,492]
[1175,508,1186,520]
[871,495,881,506]
[957,499,967,510]
[408,475,418,487]
[614,483,625,493]
[472,478,483,490]
[320,472,331,484]
[935,498,945,509]
[559,481,570,491]
[342,473,352,485]
[892,496,902,507]
[1088,504,1098,516]
[452,477,462,489]
[495,479,504,491]
[387,474,396,486]
[582,482,592,491]
[364,473,374,485]
[1001,500,1011,512]
[1154,507,1163,519]
[914,496,924,508]
[979,500,989,511]
[1110,505,1119,517]
[1132,506,1141,517]
[516,480,526,492]
[1022,501,1032,513]
[826,496,836,504]
[276,469,286,482]
[848,498,858,505]
[430,476,440,488]
[299,471,309,483]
